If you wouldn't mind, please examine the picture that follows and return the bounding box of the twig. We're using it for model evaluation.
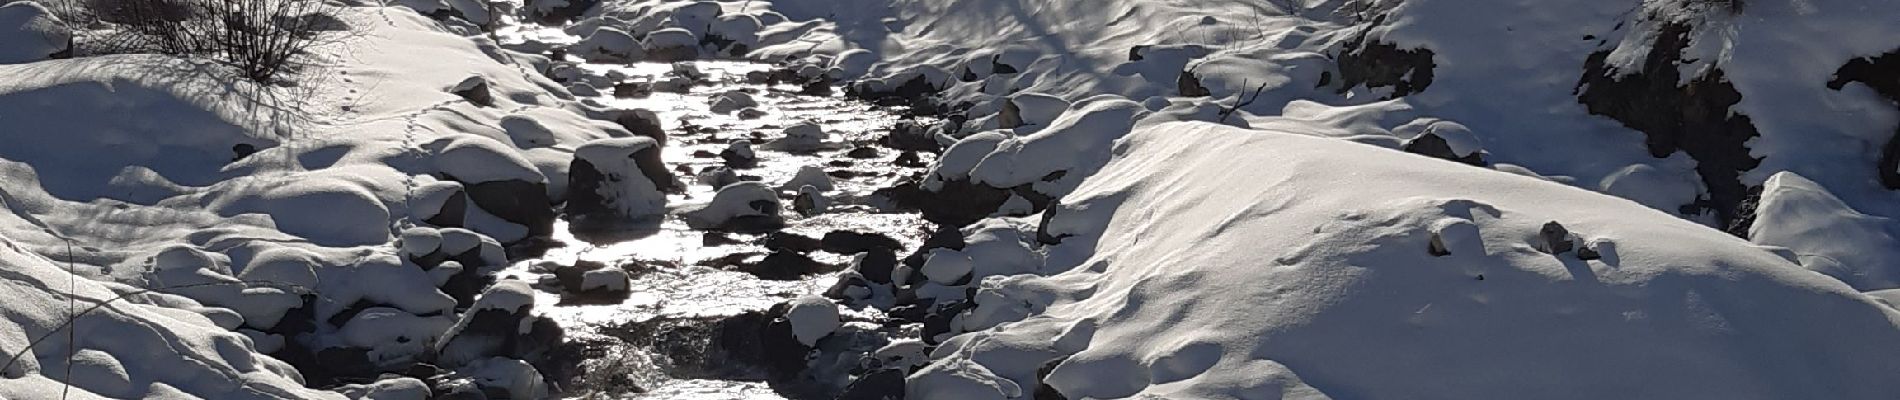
[1218,80,1272,123]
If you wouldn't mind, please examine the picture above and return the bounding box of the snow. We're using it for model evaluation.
[1750,172,1900,292]
[785,295,841,346]
[575,137,668,217]
[683,181,781,230]
[337,377,432,400]
[580,268,630,292]
[571,27,646,62]
[0,1,67,64]
[912,121,1900,399]
[920,248,973,285]
[779,165,835,192]
[962,99,1151,195]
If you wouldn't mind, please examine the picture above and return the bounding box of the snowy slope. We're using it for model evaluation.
[913,121,1900,399]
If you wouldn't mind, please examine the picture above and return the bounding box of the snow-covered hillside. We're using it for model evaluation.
[4,0,1900,398]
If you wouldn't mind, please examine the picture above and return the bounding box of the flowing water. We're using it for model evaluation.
[495,30,936,398]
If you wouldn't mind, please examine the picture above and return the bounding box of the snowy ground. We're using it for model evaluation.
[5,0,1900,398]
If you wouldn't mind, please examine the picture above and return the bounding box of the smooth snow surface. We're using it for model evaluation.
[914,122,1900,400]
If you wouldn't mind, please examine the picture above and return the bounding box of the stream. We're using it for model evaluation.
[496,27,938,398]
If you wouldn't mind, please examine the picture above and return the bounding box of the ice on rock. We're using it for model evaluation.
[921,248,974,285]
[785,295,842,346]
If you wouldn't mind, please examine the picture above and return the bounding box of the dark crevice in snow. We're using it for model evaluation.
[1576,22,1760,227]
[1827,49,1900,190]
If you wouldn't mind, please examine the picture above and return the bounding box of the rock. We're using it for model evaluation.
[1032,355,1070,400]
[784,295,842,346]
[738,107,768,120]
[762,232,822,253]
[570,27,644,63]
[894,151,925,167]
[822,231,904,254]
[920,249,974,285]
[1399,120,1484,166]
[524,0,595,25]
[836,368,906,400]
[720,140,759,169]
[572,268,631,302]
[0,2,72,64]
[766,122,828,153]
[643,28,700,62]
[1178,69,1212,97]
[607,109,666,147]
[612,82,651,98]
[793,185,829,217]
[779,165,835,192]
[882,121,942,152]
[852,249,899,284]
[1577,21,1756,225]
[462,179,556,238]
[710,90,759,114]
[740,251,832,280]
[1828,49,1900,190]
[568,137,671,220]
[435,281,537,368]
[824,271,874,302]
[845,146,880,159]
[450,76,494,107]
[921,300,975,344]
[1538,221,1575,255]
[1334,22,1436,98]
[685,181,783,232]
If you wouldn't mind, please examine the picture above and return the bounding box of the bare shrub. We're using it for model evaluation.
[51,0,347,83]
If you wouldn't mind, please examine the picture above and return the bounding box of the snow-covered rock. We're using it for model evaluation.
[766,122,830,153]
[571,27,645,63]
[0,2,70,64]
[710,90,759,114]
[569,137,671,219]
[785,295,842,346]
[684,181,783,231]
[1750,172,1900,292]
[779,165,834,192]
[914,122,1900,399]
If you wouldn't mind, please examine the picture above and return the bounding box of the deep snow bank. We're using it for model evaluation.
[912,122,1900,399]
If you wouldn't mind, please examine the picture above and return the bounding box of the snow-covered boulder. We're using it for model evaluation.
[766,122,830,153]
[710,90,759,114]
[1396,118,1485,165]
[779,165,834,192]
[568,137,672,220]
[997,93,1069,130]
[524,0,596,24]
[571,27,645,63]
[426,135,556,240]
[684,181,783,231]
[913,122,1900,400]
[1749,172,1900,292]
[0,2,71,64]
[435,281,552,369]
[785,295,842,346]
[720,139,759,169]
[644,28,700,62]
[793,184,829,217]
[337,377,432,400]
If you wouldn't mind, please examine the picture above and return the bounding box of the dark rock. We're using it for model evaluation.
[1539,221,1574,255]
[1577,21,1757,225]
[433,379,488,400]
[882,121,943,152]
[524,0,597,25]
[894,151,925,167]
[1129,45,1149,62]
[422,188,469,228]
[922,300,975,344]
[720,148,758,169]
[836,368,907,400]
[1033,355,1071,400]
[613,82,651,98]
[740,250,834,280]
[232,143,258,162]
[801,78,834,96]
[610,110,668,147]
[1178,69,1212,97]
[845,147,881,159]
[853,249,899,284]
[646,46,699,63]
[703,232,742,246]
[459,178,556,238]
[451,76,495,107]
[692,150,718,158]
[1334,16,1435,98]
[1036,201,1066,245]
[827,170,861,179]
[821,231,904,254]
[763,232,823,253]
[312,347,377,382]
[828,160,856,168]
[992,56,1020,74]
[824,273,873,302]
[1403,132,1485,166]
